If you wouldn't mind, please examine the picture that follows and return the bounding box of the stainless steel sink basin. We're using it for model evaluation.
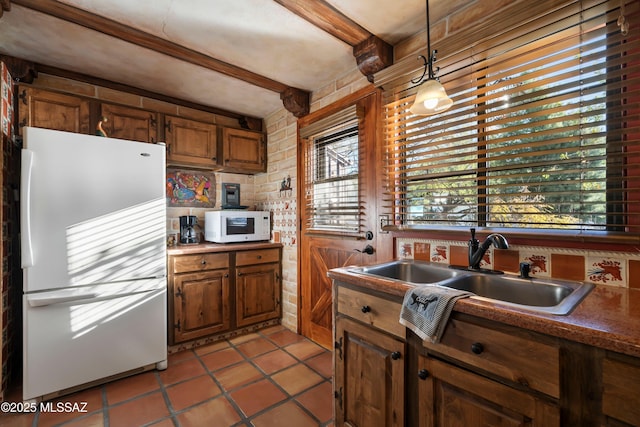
[440,274,593,315]
[349,260,593,315]
[351,260,464,284]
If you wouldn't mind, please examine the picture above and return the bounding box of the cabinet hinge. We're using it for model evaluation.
[334,337,343,361]
[174,320,181,331]
[334,387,343,411]
[175,287,183,298]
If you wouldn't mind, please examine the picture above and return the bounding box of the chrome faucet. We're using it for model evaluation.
[468,228,509,270]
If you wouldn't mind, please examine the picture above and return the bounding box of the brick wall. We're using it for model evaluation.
[1,61,20,399]
[256,67,370,332]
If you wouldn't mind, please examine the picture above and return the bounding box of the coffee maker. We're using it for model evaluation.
[179,215,199,244]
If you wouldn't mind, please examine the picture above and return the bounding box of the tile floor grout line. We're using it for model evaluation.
[154,369,181,427]
[201,330,332,426]
[191,341,254,425]
[237,330,332,425]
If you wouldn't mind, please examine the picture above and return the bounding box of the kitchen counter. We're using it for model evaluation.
[328,265,640,358]
[167,241,282,256]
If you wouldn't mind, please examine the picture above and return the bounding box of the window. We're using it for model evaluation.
[382,0,640,236]
[301,106,363,234]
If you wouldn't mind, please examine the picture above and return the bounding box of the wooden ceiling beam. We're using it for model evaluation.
[10,0,310,117]
[274,0,392,81]
[0,0,10,18]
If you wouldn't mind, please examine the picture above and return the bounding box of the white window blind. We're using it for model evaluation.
[301,107,363,235]
[382,0,640,236]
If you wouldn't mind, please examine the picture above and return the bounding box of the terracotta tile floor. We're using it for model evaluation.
[1,325,334,427]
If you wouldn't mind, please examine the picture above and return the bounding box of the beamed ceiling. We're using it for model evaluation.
[0,0,474,122]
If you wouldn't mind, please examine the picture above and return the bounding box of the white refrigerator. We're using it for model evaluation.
[21,127,168,400]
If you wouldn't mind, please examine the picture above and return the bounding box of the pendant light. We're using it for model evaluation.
[409,0,453,115]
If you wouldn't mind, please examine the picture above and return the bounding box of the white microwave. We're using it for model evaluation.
[204,210,270,243]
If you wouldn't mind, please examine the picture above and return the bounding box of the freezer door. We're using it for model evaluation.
[22,279,167,400]
[21,127,166,292]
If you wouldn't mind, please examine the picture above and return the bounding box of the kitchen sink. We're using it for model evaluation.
[349,260,593,315]
[351,260,464,284]
[440,273,593,315]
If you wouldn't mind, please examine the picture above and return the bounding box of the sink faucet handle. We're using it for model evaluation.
[470,227,476,240]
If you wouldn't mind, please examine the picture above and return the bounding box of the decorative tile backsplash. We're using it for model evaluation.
[396,238,640,288]
[258,199,297,247]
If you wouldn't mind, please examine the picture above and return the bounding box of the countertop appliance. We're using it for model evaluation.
[179,215,199,244]
[204,210,270,243]
[20,127,168,400]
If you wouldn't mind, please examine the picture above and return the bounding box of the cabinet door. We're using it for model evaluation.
[603,356,640,427]
[17,87,90,135]
[235,262,281,327]
[172,269,231,343]
[221,127,266,173]
[417,355,560,427]
[165,116,218,168]
[334,316,405,427]
[100,103,157,143]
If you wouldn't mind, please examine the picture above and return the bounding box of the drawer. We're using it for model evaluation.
[423,316,559,398]
[603,355,640,425]
[337,286,404,339]
[236,248,280,266]
[171,252,229,274]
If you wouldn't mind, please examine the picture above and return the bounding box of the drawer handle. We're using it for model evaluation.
[361,305,371,313]
[257,255,262,259]
[418,369,429,380]
[201,260,207,265]
[471,342,484,355]
[391,351,401,360]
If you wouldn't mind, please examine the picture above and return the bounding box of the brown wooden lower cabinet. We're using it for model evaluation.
[168,246,282,345]
[602,353,640,427]
[417,355,559,427]
[332,280,640,427]
[334,316,405,427]
[173,269,230,343]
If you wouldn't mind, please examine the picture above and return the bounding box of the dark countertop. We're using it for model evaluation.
[328,265,640,359]
[167,241,282,256]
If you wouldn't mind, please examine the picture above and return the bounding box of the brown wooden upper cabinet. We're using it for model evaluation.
[100,103,158,143]
[17,87,90,135]
[221,127,266,174]
[165,115,218,169]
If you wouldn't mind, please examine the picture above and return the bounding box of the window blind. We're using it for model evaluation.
[301,107,364,235]
[382,0,640,235]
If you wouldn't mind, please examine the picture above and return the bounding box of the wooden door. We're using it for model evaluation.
[298,87,391,349]
[100,103,157,143]
[17,87,90,135]
[417,355,560,427]
[173,269,231,343]
[334,316,405,427]
[166,116,218,168]
[236,262,281,327]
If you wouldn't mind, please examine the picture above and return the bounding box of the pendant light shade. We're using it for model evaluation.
[409,0,453,116]
[410,79,453,115]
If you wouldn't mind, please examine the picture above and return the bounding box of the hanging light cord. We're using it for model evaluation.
[411,0,438,85]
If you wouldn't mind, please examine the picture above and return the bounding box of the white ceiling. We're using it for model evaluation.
[0,0,455,119]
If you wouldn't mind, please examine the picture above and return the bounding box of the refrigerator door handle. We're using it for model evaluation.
[21,149,35,267]
[27,293,99,307]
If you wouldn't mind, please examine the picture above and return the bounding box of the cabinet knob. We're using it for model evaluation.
[391,351,401,360]
[201,259,207,265]
[361,305,371,313]
[418,369,429,380]
[471,342,484,355]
